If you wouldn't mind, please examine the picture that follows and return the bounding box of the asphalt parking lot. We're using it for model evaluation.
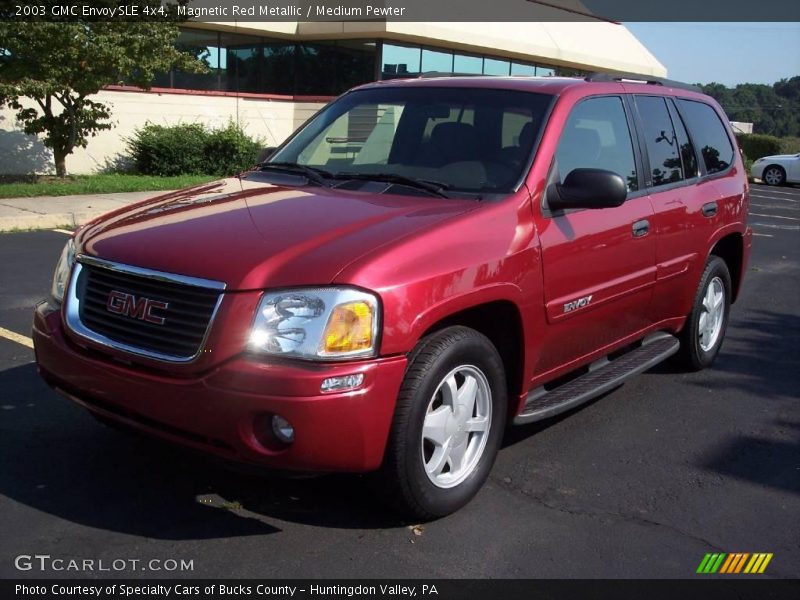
[0,183,797,579]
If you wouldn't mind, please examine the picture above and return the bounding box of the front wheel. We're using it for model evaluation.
[379,326,507,519]
[762,165,786,186]
[677,256,732,371]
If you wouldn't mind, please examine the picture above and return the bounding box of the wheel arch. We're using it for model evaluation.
[417,299,526,405]
[709,232,744,302]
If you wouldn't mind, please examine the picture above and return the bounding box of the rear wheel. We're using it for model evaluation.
[762,165,786,186]
[380,326,506,519]
[677,256,732,371]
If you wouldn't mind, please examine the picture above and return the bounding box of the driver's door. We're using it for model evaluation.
[536,95,656,374]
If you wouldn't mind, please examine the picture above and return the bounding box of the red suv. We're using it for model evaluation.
[33,74,752,518]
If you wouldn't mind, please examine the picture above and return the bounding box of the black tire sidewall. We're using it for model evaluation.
[390,328,507,518]
[683,256,732,369]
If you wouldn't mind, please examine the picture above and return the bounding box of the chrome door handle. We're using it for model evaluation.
[632,219,650,237]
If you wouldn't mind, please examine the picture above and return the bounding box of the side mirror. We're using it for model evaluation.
[548,168,627,211]
[257,147,278,163]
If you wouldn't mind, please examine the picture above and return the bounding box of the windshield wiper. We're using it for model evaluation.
[258,162,333,187]
[332,172,450,198]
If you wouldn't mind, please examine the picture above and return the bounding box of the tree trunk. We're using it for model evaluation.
[54,150,67,178]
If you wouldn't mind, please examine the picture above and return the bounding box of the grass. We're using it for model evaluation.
[0,174,219,199]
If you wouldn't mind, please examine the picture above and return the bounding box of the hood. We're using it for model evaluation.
[756,154,799,161]
[77,177,477,290]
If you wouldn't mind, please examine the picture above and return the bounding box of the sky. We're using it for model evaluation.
[624,22,800,87]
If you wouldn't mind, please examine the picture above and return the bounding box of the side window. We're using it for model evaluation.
[555,96,638,192]
[677,99,734,174]
[635,96,684,186]
[667,99,698,179]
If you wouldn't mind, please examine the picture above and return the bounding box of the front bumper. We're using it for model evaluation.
[32,302,407,472]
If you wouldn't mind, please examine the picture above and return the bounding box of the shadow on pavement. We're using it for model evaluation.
[0,363,404,540]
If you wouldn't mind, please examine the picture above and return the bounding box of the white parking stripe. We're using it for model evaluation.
[751,186,800,195]
[751,203,799,211]
[752,233,774,237]
[751,193,800,203]
[53,229,73,235]
[749,212,799,221]
[752,222,800,230]
[0,326,34,349]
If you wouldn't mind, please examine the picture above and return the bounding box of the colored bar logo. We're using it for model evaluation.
[697,553,773,574]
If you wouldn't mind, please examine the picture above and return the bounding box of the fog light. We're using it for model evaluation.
[321,373,365,393]
[271,415,295,444]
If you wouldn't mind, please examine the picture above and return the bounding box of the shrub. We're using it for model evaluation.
[735,133,782,161]
[202,121,262,176]
[779,137,800,155]
[127,121,262,177]
[127,123,208,177]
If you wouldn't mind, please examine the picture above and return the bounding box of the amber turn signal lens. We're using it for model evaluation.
[322,301,374,354]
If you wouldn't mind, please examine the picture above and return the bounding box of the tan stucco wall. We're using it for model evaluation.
[0,90,325,175]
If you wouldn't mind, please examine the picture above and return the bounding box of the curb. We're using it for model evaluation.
[0,210,103,232]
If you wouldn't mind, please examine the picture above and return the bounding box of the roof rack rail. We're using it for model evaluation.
[416,71,489,78]
[585,72,701,93]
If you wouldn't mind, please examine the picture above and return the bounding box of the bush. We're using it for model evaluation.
[735,133,782,161]
[202,122,262,177]
[128,123,208,176]
[779,137,800,155]
[127,121,262,177]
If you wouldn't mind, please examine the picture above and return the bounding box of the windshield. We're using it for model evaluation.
[269,86,553,196]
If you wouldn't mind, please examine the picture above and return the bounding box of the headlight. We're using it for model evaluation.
[248,288,379,360]
[51,239,76,304]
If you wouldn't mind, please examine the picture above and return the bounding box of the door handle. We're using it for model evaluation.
[702,202,718,217]
[632,219,650,237]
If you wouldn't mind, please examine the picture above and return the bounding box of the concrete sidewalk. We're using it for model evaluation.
[0,190,174,232]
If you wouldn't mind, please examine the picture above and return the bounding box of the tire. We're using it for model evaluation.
[379,326,507,520]
[762,165,786,186]
[677,256,732,371]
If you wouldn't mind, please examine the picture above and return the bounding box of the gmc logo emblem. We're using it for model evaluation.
[106,290,169,325]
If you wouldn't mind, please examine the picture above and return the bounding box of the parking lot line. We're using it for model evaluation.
[751,193,799,203]
[53,229,73,235]
[752,232,774,237]
[751,187,800,196]
[749,212,799,221]
[751,203,799,211]
[0,326,34,349]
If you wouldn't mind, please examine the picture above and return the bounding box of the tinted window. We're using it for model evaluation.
[677,99,734,174]
[635,96,684,186]
[271,87,553,195]
[556,96,638,192]
[667,99,698,179]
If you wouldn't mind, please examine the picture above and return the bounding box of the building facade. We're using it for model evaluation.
[0,20,666,175]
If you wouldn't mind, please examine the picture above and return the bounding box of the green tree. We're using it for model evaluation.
[0,3,205,176]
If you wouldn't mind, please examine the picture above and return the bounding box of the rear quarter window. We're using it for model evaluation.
[677,99,734,174]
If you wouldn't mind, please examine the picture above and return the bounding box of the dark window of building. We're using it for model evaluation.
[260,43,296,95]
[453,53,482,74]
[296,42,338,95]
[635,95,684,186]
[556,96,638,192]
[337,41,377,92]
[677,99,734,174]
[667,98,698,179]
[220,33,264,94]
[167,29,222,90]
[382,44,421,79]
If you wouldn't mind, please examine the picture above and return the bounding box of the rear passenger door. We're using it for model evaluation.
[536,95,656,374]
[632,95,738,323]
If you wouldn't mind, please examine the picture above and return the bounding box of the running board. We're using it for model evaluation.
[514,332,680,424]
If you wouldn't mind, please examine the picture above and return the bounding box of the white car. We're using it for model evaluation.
[750,153,800,186]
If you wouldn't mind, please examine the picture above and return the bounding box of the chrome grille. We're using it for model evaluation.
[67,257,224,362]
